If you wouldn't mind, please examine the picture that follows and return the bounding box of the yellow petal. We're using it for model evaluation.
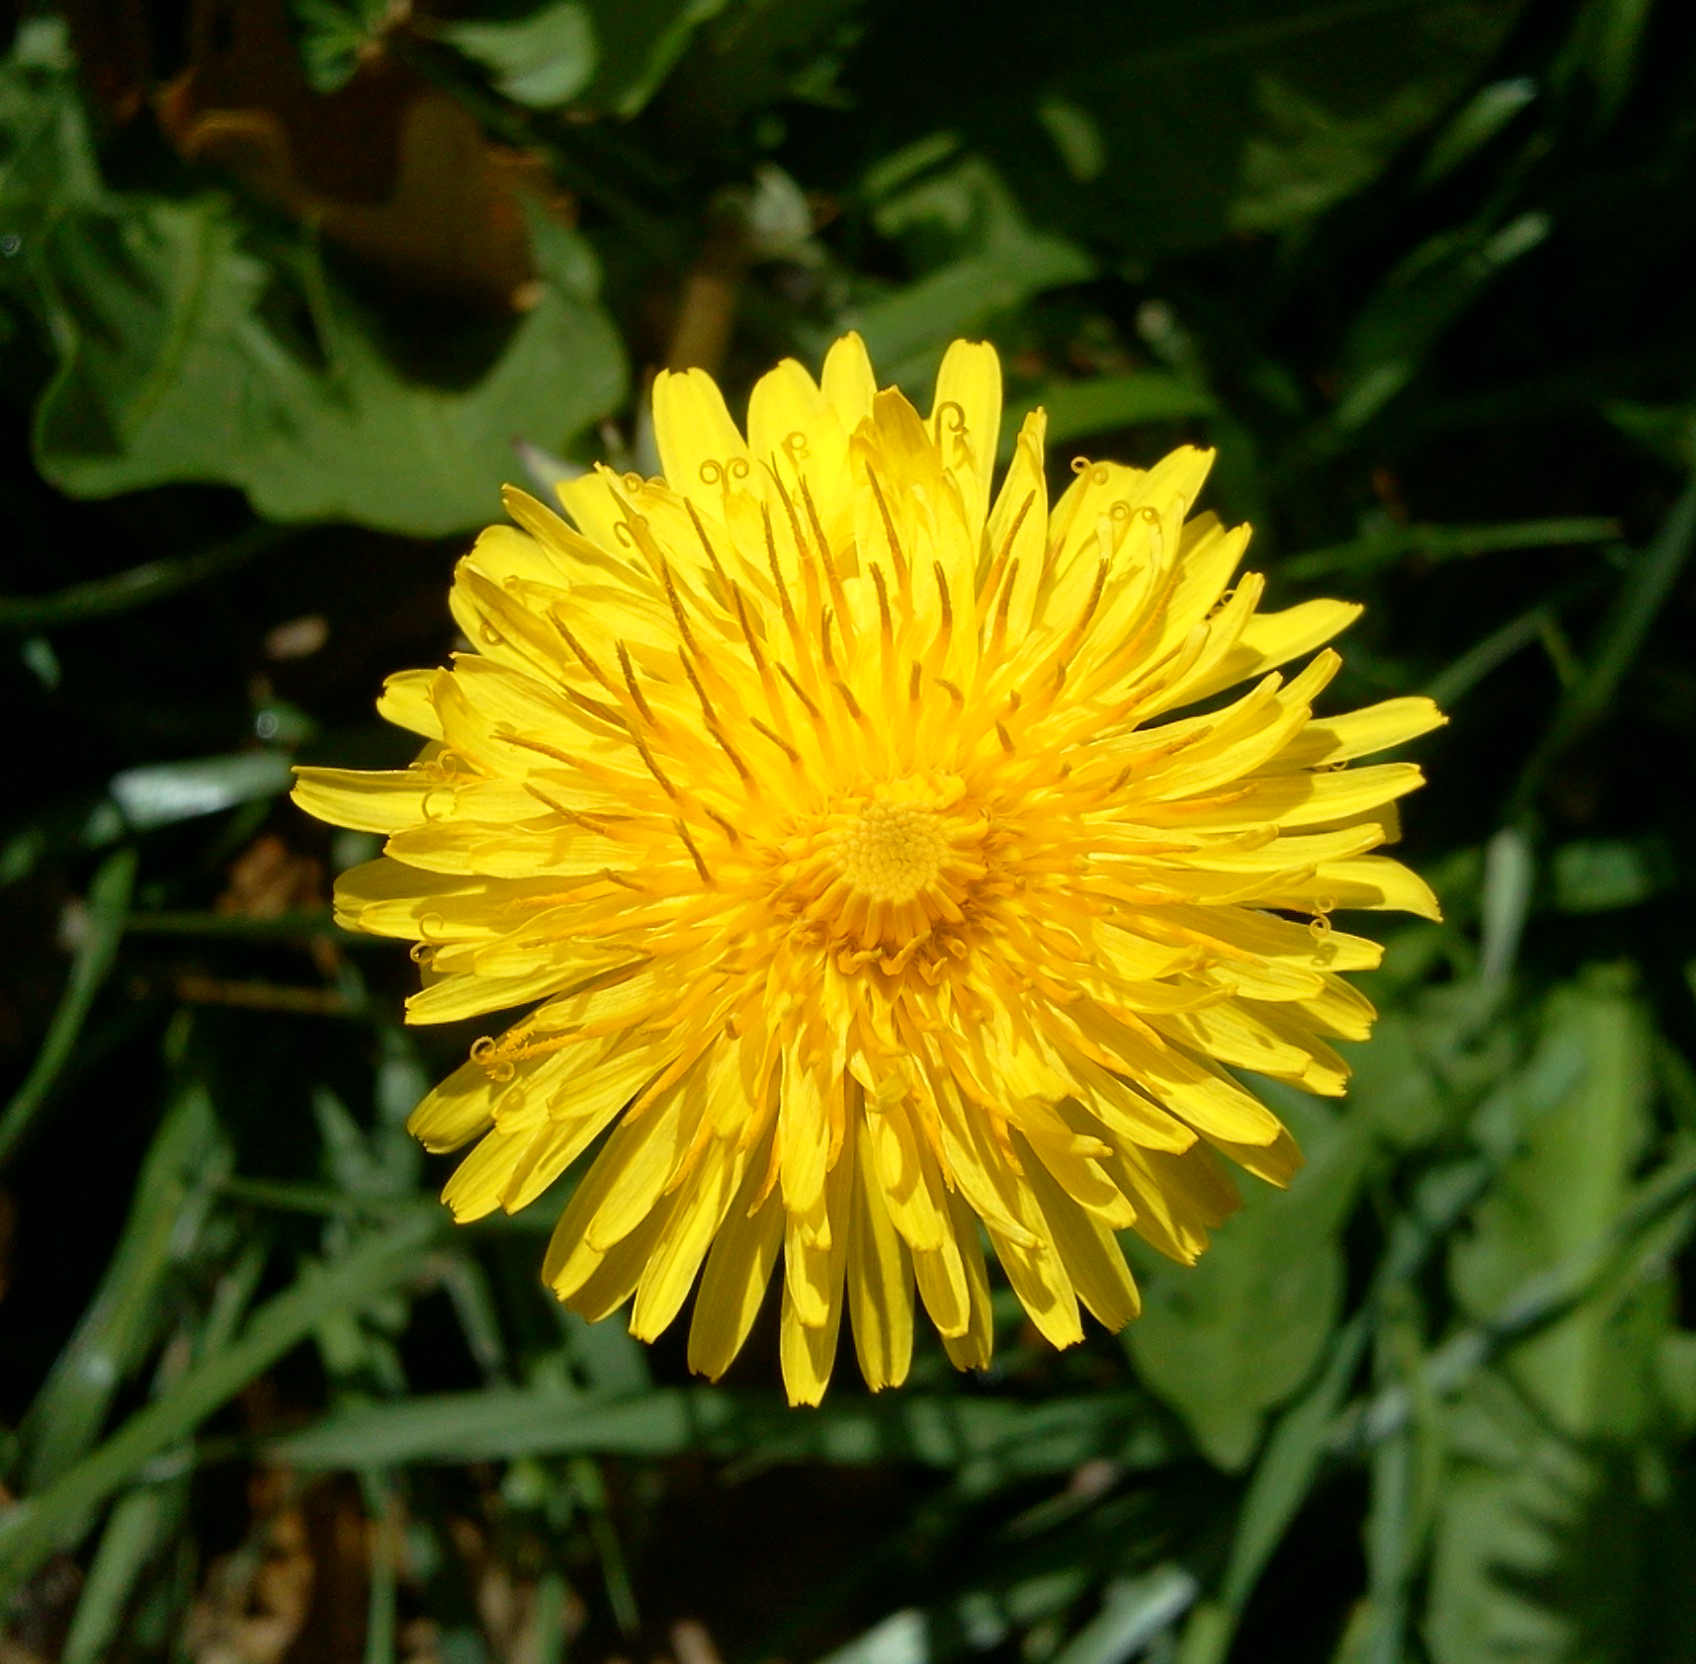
[1021,1134,1141,1331]
[846,1124,915,1390]
[409,1053,506,1153]
[563,1199,683,1324]
[936,1185,994,1370]
[985,1211,1083,1350]
[1266,855,1443,920]
[779,1142,853,1405]
[1284,696,1448,766]
[1205,1123,1305,1187]
[686,1130,784,1380]
[377,669,443,738]
[653,366,754,517]
[930,338,1002,531]
[404,962,577,1024]
[1109,1141,1239,1264]
[1182,599,1363,704]
[778,1042,832,1218]
[821,331,877,432]
[293,767,424,835]
[981,408,1048,634]
[631,1117,754,1341]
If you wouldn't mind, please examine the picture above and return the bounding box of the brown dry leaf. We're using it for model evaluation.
[0,1554,80,1664]
[263,616,331,662]
[399,1617,446,1664]
[670,1620,724,1664]
[157,0,568,313]
[62,0,153,122]
[289,1478,374,1663]
[187,1471,314,1664]
[218,835,326,921]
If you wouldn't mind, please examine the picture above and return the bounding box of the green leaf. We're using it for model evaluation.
[440,3,598,108]
[1126,1091,1366,1470]
[286,0,396,94]
[900,0,1531,258]
[1425,1382,1696,1664]
[3,40,629,536]
[1049,1566,1200,1664]
[573,0,733,116]
[268,1386,1169,1474]
[1331,212,1551,432]
[1000,374,1217,461]
[1449,974,1655,1429]
[1426,972,1696,1664]
[0,1209,440,1595]
[1343,1010,1451,1149]
[30,191,626,535]
[0,522,294,634]
[60,1481,188,1664]
[844,151,1093,385]
[15,1075,225,1490]
[1417,76,1538,185]
[1551,839,1668,914]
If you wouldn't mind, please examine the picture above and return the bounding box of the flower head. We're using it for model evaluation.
[294,334,1442,1404]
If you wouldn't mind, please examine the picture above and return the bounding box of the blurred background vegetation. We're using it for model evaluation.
[3,0,1696,1659]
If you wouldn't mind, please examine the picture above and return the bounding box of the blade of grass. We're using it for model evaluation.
[571,1455,640,1636]
[1511,466,1696,815]
[0,523,294,634]
[218,1176,556,1231]
[360,1475,400,1664]
[1351,1290,1435,1664]
[58,1480,188,1664]
[1478,826,1534,989]
[998,374,1216,460]
[1351,1137,1696,1450]
[1048,1564,1201,1664]
[0,1208,439,1595]
[268,1387,1171,1474]
[529,1571,573,1664]
[1278,517,1618,584]
[0,845,136,1168]
[1421,574,1606,710]
[1177,1312,1373,1664]
[123,909,372,946]
[16,1076,225,1490]
[1172,1045,1577,1664]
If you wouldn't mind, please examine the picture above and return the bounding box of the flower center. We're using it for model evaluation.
[776,774,993,967]
[837,800,946,903]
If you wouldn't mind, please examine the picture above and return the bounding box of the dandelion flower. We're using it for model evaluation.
[293,334,1443,1404]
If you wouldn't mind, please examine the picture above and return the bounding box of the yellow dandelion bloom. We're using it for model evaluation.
[293,334,1443,1405]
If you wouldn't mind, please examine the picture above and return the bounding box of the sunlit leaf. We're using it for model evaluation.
[1427,972,1695,1664]
[31,193,626,535]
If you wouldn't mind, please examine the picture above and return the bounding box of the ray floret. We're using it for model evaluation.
[294,333,1444,1405]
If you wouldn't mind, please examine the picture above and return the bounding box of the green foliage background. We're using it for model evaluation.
[3,1,1695,1659]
